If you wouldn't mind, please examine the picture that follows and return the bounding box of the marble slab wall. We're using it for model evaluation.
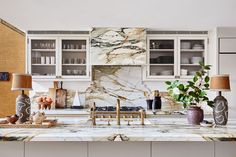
[90,27,146,65]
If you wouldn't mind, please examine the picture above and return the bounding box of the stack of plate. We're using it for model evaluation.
[191,57,203,64]
[160,70,173,75]
[192,44,204,50]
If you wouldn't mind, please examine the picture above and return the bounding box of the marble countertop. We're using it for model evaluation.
[1,117,236,142]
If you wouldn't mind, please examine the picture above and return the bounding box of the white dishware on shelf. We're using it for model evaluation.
[190,57,203,64]
[81,45,86,49]
[50,56,55,64]
[160,70,173,76]
[181,42,191,49]
[181,69,188,76]
[181,58,189,64]
[73,70,79,75]
[192,44,204,50]
[189,71,197,75]
[46,56,50,64]
[41,56,45,64]
[66,70,72,75]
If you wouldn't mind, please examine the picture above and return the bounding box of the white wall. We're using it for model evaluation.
[1,0,236,31]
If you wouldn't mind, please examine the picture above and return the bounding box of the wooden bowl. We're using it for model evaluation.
[6,115,19,124]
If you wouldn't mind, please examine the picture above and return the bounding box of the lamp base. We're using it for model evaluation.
[213,95,228,125]
[16,93,31,123]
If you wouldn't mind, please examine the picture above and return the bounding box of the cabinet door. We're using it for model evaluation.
[145,36,177,80]
[0,142,24,157]
[28,37,58,79]
[25,142,87,157]
[152,142,214,157]
[59,36,90,80]
[215,142,236,157]
[88,142,151,157]
[219,38,236,53]
[178,37,207,79]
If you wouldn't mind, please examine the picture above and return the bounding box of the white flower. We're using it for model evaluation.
[173,87,180,95]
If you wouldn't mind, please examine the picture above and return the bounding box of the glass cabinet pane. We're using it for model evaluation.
[61,40,87,76]
[149,39,175,76]
[180,39,205,76]
[31,39,56,76]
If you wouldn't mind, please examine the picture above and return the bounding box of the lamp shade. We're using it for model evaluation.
[210,74,230,91]
[11,73,32,91]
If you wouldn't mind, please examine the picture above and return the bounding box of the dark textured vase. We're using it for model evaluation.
[146,99,153,110]
[187,106,204,125]
[16,94,31,123]
[213,95,228,125]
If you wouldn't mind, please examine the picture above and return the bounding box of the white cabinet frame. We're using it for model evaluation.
[27,34,91,81]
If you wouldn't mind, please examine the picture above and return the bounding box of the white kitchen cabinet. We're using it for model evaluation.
[152,142,214,157]
[143,34,208,81]
[27,32,91,81]
[219,38,236,53]
[215,142,236,157]
[25,142,87,157]
[88,142,151,157]
[0,142,24,157]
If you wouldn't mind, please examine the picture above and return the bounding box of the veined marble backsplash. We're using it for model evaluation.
[30,66,182,111]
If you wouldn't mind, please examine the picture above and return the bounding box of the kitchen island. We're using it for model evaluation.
[0,117,236,157]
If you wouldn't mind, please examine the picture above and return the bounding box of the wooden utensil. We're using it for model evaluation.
[55,81,67,109]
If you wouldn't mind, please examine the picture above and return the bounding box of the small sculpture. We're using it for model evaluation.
[31,111,46,124]
[37,96,53,110]
[6,114,19,124]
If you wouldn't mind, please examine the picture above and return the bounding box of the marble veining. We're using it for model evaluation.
[90,27,146,65]
[1,118,236,142]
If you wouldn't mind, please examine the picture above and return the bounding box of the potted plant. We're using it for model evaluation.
[165,62,214,125]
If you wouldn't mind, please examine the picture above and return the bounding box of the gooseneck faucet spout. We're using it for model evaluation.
[117,99,121,125]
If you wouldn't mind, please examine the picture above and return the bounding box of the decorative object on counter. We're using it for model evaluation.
[210,75,231,125]
[6,114,19,124]
[37,96,53,110]
[144,89,153,110]
[0,72,10,81]
[153,90,162,110]
[11,73,32,124]
[165,62,214,125]
[55,81,67,109]
[71,90,83,109]
[30,111,46,125]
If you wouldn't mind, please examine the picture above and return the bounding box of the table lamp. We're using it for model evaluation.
[210,74,230,125]
[11,73,32,123]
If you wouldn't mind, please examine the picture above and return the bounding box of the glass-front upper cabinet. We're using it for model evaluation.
[29,38,57,79]
[146,36,177,79]
[60,37,89,79]
[27,33,90,81]
[179,37,207,78]
[144,34,208,81]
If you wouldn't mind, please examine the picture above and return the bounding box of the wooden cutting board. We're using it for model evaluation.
[55,81,67,109]
[49,81,58,109]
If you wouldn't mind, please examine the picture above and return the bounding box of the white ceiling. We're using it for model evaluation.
[0,0,236,31]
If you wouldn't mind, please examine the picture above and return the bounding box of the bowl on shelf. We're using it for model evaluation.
[181,58,189,64]
[192,44,204,50]
[160,70,173,76]
[190,57,203,64]
[181,69,188,76]
[181,42,191,49]
[188,71,197,75]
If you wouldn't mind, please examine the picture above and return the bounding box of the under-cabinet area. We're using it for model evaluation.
[1,142,236,157]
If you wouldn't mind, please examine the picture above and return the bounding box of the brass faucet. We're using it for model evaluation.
[92,102,96,126]
[116,99,121,125]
